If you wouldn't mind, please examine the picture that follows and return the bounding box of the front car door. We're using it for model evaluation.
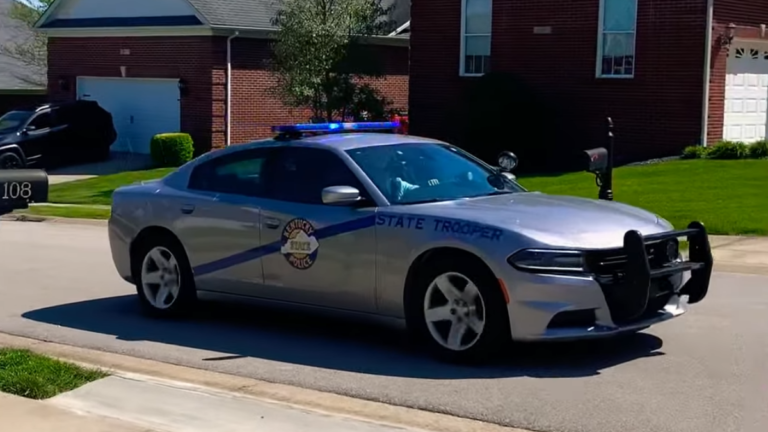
[258,146,379,313]
[174,147,275,297]
[20,110,55,167]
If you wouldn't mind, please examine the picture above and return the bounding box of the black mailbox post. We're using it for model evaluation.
[583,117,615,201]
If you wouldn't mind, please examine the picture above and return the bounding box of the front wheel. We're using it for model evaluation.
[406,256,512,364]
[0,152,23,169]
[133,236,197,317]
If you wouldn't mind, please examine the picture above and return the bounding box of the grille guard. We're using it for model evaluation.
[622,221,713,311]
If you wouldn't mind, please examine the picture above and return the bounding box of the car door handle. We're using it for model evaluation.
[180,204,195,215]
[264,217,281,229]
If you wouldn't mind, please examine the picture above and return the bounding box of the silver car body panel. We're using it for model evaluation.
[109,132,703,341]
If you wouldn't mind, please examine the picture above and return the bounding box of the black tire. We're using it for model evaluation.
[132,233,197,318]
[0,152,23,169]
[405,254,512,364]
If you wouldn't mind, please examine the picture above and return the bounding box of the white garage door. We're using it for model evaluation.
[723,44,768,142]
[77,77,181,154]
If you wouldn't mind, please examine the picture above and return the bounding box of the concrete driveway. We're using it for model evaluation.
[0,221,765,432]
[46,152,153,184]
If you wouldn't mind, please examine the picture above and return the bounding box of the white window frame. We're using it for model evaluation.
[596,0,638,79]
[459,0,492,77]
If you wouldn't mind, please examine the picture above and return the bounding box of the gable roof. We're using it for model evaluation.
[0,0,46,89]
[186,0,410,31]
[37,0,410,35]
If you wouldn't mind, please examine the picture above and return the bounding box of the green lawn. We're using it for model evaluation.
[0,348,107,399]
[20,205,111,220]
[36,159,768,236]
[48,168,175,206]
[518,159,768,236]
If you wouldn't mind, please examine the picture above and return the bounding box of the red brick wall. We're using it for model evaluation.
[223,37,409,146]
[410,0,709,163]
[48,36,408,153]
[0,93,48,115]
[707,2,768,144]
[47,36,218,153]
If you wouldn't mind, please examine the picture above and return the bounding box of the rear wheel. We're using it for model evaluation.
[0,152,23,169]
[132,235,197,317]
[406,254,511,364]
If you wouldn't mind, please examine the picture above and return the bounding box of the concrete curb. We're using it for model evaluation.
[0,333,530,432]
[0,214,108,226]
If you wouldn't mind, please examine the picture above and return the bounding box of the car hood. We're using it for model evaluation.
[0,132,19,144]
[403,192,672,249]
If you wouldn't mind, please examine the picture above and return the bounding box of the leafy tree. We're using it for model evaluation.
[1,0,52,87]
[271,0,396,122]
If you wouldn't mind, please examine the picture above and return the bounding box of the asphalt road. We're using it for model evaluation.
[1,221,766,432]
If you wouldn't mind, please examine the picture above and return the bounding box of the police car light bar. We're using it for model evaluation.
[271,121,400,134]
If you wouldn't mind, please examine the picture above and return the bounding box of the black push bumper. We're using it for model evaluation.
[588,221,713,323]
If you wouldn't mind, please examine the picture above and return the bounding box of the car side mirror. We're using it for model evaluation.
[322,186,362,206]
[501,172,516,181]
[21,125,36,134]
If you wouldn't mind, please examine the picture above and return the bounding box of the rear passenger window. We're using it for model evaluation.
[188,149,272,197]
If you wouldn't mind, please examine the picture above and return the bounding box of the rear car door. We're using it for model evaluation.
[175,147,275,297]
[258,147,379,313]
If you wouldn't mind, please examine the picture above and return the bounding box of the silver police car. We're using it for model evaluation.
[108,122,713,363]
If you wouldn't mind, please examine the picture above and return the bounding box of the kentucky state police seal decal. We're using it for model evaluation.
[280,218,319,270]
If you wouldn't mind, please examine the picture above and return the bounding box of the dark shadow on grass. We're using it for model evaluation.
[22,295,664,380]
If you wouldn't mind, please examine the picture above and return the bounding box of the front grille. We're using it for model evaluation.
[585,238,680,324]
[586,238,679,283]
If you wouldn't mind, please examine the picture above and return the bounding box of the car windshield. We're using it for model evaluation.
[346,142,525,204]
[0,111,32,134]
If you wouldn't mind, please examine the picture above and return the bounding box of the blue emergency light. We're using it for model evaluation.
[271,121,400,134]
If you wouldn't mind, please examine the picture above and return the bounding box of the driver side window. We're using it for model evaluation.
[27,111,52,131]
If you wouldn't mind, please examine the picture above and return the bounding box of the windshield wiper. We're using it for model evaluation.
[401,198,447,205]
[482,190,515,197]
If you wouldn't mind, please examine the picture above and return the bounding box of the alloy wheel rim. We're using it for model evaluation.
[1,158,19,169]
[141,246,181,310]
[423,272,486,351]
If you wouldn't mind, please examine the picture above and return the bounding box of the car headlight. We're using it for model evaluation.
[507,249,587,274]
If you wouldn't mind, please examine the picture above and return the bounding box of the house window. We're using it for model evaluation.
[597,0,637,77]
[461,0,492,76]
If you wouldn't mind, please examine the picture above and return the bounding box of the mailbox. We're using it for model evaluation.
[583,147,608,173]
[0,169,49,215]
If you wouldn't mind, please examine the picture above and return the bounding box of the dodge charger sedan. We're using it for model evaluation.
[108,122,713,363]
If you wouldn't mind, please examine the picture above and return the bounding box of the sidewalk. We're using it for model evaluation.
[1,392,154,432]
[1,373,437,432]
[710,235,768,275]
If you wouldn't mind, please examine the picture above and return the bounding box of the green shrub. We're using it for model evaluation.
[150,133,194,167]
[749,140,768,159]
[681,145,708,159]
[706,140,749,159]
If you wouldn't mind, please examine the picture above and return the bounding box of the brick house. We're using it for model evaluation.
[34,0,410,155]
[410,0,768,164]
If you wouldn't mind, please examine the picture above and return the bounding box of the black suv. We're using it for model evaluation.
[0,100,117,169]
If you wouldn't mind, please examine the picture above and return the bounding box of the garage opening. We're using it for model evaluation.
[76,77,181,154]
[723,44,768,143]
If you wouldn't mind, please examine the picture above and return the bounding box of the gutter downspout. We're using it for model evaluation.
[700,0,714,146]
[226,31,240,147]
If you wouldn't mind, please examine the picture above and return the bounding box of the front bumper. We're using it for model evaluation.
[506,221,713,341]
